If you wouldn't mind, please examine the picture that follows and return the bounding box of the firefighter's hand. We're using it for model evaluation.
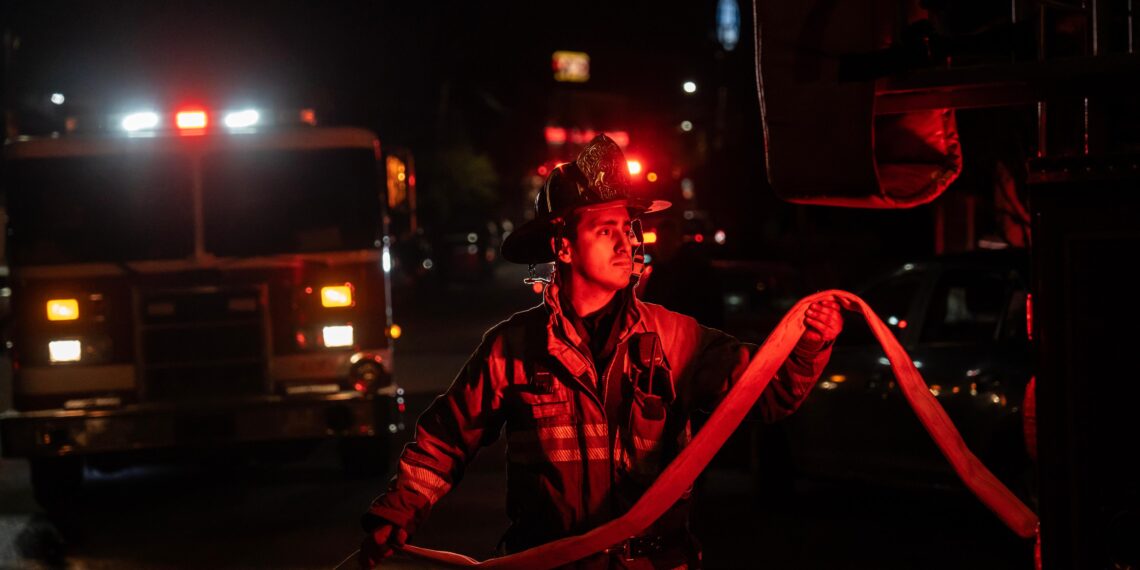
[801,298,843,349]
[359,524,407,569]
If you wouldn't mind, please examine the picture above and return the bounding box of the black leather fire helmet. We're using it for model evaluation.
[501,134,671,264]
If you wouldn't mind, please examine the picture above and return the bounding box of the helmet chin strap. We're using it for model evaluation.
[523,264,550,286]
[631,245,646,283]
[630,218,646,282]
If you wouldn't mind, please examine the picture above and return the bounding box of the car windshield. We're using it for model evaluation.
[5,154,195,265]
[839,272,925,346]
[201,148,381,257]
[921,268,1022,343]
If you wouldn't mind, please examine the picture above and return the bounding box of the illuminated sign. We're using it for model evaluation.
[552,51,590,83]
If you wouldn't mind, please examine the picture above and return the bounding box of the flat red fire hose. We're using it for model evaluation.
[388,290,1039,568]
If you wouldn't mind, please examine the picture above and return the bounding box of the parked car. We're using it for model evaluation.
[389,229,436,287]
[432,224,500,284]
[389,221,503,288]
[765,250,1034,500]
[713,259,809,342]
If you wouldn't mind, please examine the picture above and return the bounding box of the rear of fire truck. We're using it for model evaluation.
[0,107,404,507]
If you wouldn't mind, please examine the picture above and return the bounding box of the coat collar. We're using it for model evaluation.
[541,277,645,379]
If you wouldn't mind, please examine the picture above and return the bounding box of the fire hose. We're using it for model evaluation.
[370,290,1039,568]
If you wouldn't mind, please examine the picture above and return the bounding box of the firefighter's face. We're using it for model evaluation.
[560,204,636,292]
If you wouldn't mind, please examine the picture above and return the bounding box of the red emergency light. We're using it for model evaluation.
[1026,293,1033,341]
[176,110,208,130]
[604,131,630,148]
[545,127,567,145]
[570,129,597,145]
[300,108,317,126]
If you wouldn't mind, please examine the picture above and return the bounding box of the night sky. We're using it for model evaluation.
[5,2,716,142]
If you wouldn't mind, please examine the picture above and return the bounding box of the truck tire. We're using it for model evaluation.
[29,456,84,509]
[338,436,390,478]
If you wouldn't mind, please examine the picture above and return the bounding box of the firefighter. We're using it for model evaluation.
[360,135,843,569]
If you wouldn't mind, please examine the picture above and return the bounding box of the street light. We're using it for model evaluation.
[683,81,697,94]
[50,93,65,105]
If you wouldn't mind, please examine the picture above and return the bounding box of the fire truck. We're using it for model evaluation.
[0,107,404,505]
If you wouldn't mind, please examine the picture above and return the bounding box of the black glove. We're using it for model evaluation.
[359,523,408,569]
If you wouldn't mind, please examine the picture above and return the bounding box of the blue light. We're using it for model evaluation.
[717,0,741,52]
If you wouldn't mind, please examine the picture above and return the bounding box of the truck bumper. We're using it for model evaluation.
[0,392,403,459]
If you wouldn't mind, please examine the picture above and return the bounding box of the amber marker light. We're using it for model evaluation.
[47,299,80,321]
[321,285,354,308]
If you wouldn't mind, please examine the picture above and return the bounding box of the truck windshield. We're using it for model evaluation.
[5,154,195,265]
[201,148,381,256]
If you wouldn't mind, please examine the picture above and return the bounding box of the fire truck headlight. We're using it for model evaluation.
[47,299,80,321]
[122,112,159,132]
[224,109,260,129]
[49,340,82,363]
[321,285,353,308]
[322,325,354,348]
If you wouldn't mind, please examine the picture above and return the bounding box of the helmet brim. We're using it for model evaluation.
[501,198,671,264]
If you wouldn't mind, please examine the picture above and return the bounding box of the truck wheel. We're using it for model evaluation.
[338,436,391,478]
[29,457,85,509]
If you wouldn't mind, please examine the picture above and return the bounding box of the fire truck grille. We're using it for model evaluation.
[140,286,267,401]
